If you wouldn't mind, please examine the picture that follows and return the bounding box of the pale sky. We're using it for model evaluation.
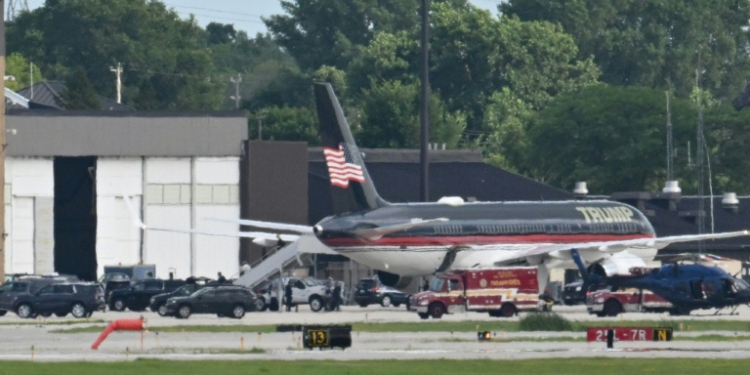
[24,0,502,36]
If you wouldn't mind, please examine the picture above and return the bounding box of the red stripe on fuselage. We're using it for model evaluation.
[320,233,654,247]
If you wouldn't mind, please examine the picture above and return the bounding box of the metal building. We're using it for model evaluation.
[4,110,247,281]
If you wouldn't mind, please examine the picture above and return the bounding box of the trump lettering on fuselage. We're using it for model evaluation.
[575,207,634,223]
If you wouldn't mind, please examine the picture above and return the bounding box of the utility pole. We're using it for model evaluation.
[230,73,242,109]
[29,61,33,99]
[110,62,122,104]
[419,0,430,203]
[696,62,706,254]
[0,0,7,281]
[256,110,266,140]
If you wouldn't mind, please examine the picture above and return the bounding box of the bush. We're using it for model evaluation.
[519,312,574,331]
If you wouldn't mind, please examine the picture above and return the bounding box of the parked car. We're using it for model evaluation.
[164,285,257,319]
[108,279,187,312]
[562,280,586,305]
[255,277,330,312]
[149,281,219,316]
[0,275,79,316]
[10,282,105,318]
[98,272,132,299]
[353,277,409,308]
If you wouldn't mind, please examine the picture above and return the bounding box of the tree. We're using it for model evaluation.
[7,0,222,110]
[133,78,159,110]
[264,0,422,71]
[347,4,599,133]
[249,106,320,144]
[57,67,100,110]
[357,80,465,149]
[5,53,43,91]
[525,85,696,194]
[501,0,750,102]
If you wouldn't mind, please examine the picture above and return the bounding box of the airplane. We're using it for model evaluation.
[129,82,750,290]
[571,249,750,315]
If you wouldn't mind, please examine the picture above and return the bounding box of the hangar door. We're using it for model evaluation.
[54,157,98,281]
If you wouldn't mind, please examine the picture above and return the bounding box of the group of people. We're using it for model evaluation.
[284,277,343,312]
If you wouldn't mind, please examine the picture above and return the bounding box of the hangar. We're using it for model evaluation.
[3,110,247,280]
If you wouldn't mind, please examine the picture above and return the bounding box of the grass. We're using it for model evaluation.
[49,318,750,334]
[1,359,750,375]
[0,319,106,326]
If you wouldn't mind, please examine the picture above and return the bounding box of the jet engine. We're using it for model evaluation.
[588,252,648,277]
[377,270,414,289]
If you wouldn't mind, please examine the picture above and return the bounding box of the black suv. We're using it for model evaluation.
[149,282,216,316]
[562,280,585,305]
[108,279,186,312]
[0,276,77,316]
[11,282,105,318]
[165,286,256,319]
[353,278,409,308]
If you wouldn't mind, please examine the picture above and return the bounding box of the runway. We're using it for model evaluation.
[1,304,750,361]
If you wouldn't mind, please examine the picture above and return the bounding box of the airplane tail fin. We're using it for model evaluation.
[314,82,386,214]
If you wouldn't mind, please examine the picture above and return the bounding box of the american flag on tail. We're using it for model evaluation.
[324,142,365,188]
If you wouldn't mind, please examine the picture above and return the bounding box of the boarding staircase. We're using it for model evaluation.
[233,234,336,288]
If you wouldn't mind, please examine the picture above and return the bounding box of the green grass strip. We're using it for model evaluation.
[1,359,750,375]
[49,319,750,334]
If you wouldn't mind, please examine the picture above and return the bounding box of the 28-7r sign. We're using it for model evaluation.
[586,327,673,342]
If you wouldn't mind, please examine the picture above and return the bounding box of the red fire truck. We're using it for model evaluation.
[587,287,673,317]
[409,267,542,319]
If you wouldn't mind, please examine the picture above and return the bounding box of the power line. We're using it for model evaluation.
[162,3,264,18]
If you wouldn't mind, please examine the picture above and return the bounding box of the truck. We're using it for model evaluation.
[586,286,672,317]
[408,267,542,319]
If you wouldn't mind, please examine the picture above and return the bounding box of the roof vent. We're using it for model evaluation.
[438,196,465,206]
[722,192,739,213]
[662,180,682,194]
[573,182,588,197]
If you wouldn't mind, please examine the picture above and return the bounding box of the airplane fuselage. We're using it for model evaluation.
[314,200,655,275]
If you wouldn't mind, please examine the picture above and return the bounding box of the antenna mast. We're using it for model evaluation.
[6,0,28,21]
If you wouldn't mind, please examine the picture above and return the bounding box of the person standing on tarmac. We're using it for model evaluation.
[332,281,342,311]
[285,280,294,312]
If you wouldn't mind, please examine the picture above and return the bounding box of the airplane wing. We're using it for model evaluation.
[461,230,750,267]
[122,195,300,242]
[203,218,313,234]
[520,230,750,259]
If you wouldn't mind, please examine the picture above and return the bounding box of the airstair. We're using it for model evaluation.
[233,234,337,288]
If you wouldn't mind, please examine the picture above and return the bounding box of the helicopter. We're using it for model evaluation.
[571,249,750,315]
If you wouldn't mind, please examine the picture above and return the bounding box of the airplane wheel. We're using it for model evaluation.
[418,313,429,320]
[603,300,622,317]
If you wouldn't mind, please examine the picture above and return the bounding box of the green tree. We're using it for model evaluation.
[57,67,100,110]
[7,0,222,110]
[264,0,423,71]
[133,78,159,110]
[249,106,320,144]
[347,4,599,133]
[704,107,750,194]
[501,0,750,102]
[5,53,43,91]
[526,85,696,194]
[357,80,465,149]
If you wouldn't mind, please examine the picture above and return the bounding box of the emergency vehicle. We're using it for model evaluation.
[587,286,672,317]
[408,267,542,319]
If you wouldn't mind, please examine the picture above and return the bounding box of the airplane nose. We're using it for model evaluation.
[313,225,324,236]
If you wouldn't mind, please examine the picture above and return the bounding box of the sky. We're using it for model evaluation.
[23,0,502,36]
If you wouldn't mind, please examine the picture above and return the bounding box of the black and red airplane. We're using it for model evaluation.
[132,83,749,289]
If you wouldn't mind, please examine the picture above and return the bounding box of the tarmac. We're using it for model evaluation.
[2,304,750,361]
